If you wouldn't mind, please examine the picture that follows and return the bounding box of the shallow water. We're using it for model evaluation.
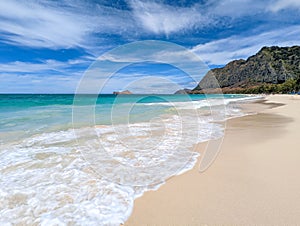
[0,94,260,225]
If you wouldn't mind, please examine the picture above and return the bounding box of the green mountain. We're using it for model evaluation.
[193,46,300,94]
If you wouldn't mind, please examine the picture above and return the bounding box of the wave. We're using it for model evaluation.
[0,95,262,225]
[137,95,263,109]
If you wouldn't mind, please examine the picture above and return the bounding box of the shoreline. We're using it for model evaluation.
[125,94,300,225]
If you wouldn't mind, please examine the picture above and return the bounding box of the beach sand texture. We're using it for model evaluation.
[126,95,300,225]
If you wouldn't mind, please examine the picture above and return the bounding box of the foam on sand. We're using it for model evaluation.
[0,95,260,225]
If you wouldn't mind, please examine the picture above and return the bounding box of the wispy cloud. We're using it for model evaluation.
[0,59,88,73]
[268,0,300,12]
[0,0,300,93]
[0,73,80,93]
[208,0,268,17]
[121,76,184,94]
[192,25,300,65]
[0,1,90,49]
[129,0,211,36]
[0,58,87,93]
[0,0,298,50]
[0,0,134,50]
[78,63,199,94]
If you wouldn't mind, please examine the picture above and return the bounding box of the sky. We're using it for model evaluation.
[0,0,300,93]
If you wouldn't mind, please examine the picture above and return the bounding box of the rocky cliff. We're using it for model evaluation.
[193,46,300,93]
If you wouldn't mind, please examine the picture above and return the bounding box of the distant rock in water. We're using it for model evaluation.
[174,89,192,94]
[193,46,300,93]
[113,90,132,95]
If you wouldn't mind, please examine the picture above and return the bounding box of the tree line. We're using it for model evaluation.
[235,77,300,94]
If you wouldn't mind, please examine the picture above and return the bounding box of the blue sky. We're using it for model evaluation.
[0,0,300,93]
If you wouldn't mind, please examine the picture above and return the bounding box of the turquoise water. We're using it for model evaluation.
[0,94,245,142]
[0,93,256,225]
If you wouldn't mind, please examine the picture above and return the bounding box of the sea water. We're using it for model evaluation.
[0,94,260,225]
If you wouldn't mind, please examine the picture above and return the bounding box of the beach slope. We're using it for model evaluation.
[126,95,300,225]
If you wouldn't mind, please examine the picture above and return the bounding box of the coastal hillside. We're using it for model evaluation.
[193,46,300,94]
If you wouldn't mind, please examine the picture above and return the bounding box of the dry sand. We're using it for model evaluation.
[125,95,300,225]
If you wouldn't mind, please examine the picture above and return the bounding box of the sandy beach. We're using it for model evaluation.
[126,95,300,225]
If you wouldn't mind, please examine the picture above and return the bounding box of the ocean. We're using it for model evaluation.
[0,94,258,225]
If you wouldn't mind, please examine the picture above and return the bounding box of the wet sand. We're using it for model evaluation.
[126,95,300,225]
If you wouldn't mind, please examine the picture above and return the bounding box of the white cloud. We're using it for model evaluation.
[0,0,134,50]
[208,0,268,17]
[75,73,185,94]
[192,25,300,65]
[205,0,298,17]
[128,0,298,36]
[0,73,80,93]
[0,59,88,93]
[123,76,183,94]
[268,0,300,12]
[0,59,88,73]
[129,0,211,35]
[0,1,90,49]
[0,0,298,51]
[1,0,300,94]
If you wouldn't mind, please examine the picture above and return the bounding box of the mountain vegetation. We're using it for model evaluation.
[193,46,300,94]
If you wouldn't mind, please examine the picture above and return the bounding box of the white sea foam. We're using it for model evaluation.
[139,95,263,110]
[0,95,260,225]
